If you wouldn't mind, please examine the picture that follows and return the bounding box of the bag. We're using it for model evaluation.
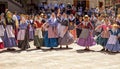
[68,22,75,30]
[79,28,89,39]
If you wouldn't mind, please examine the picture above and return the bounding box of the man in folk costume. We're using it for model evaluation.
[34,14,44,49]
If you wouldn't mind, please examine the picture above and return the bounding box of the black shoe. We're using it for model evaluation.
[36,47,41,49]
[7,48,11,51]
[101,48,105,51]
[50,47,54,49]
[11,48,16,51]
[66,45,68,48]
[60,46,62,49]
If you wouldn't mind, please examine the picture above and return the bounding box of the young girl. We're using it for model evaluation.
[105,24,120,52]
[58,13,74,48]
[77,15,96,50]
[3,11,17,51]
[17,15,30,50]
[96,18,112,51]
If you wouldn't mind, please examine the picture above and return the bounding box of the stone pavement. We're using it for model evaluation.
[0,42,120,69]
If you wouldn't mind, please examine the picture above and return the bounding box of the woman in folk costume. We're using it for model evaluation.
[96,18,112,51]
[27,15,34,41]
[0,14,5,49]
[68,14,76,39]
[34,15,44,49]
[3,11,17,51]
[77,15,96,50]
[105,24,120,52]
[17,15,30,50]
[46,13,59,49]
[58,13,74,48]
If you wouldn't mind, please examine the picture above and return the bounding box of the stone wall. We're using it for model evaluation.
[0,0,24,13]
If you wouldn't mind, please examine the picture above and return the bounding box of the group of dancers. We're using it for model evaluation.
[0,9,120,53]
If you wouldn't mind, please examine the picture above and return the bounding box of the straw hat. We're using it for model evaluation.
[112,24,120,28]
[83,15,89,19]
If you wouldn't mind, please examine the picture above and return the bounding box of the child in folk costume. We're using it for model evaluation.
[58,13,74,48]
[96,18,112,51]
[34,15,44,49]
[105,24,120,52]
[46,13,59,49]
[17,15,30,50]
[3,11,17,51]
[77,15,96,50]
[68,14,76,39]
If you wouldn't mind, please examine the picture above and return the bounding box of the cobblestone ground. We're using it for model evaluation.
[0,41,120,69]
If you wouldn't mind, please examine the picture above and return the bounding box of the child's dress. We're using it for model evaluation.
[105,29,120,52]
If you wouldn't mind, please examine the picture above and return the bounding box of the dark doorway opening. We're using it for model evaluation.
[0,4,5,14]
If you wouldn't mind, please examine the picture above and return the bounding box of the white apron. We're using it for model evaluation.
[6,25,15,38]
[17,30,26,40]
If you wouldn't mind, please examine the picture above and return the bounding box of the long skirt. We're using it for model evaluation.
[77,34,96,47]
[18,29,30,50]
[58,31,74,45]
[96,36,108,47]
[3,25,17,48]
[29,31,34,40]
[105,41,120,52]
[34,28,43,47]
[44,31,58,47]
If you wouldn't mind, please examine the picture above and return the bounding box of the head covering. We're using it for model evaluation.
[83,15,89,19]
[112,24,119,28]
